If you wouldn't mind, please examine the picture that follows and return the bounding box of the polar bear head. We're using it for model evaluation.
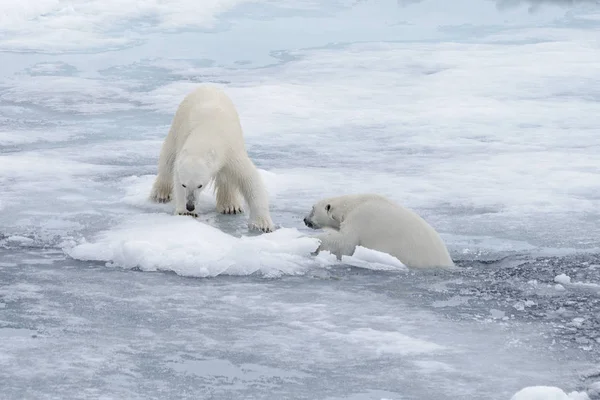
[175,152,215,212]
[304,194,389,231]
[303,197,344,230]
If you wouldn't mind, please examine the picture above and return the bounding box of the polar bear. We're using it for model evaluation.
[303,194,454,269]
[149,85,275,233]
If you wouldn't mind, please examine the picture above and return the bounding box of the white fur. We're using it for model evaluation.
[149,85,275,233]
[304,194,454,269]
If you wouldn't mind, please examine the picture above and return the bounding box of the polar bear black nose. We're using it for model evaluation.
[186,203,195,212]
[303,217,312,228]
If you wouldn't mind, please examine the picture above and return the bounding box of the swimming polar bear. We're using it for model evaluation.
[303,193,454,269]
[149,85,275,233]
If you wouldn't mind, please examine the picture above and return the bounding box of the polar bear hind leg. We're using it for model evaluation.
[215,172,244,214]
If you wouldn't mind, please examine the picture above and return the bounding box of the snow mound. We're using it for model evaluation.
[65,214,322,278]
[64,214,408,278]
[554,274,572,285]
[552,273,600,291]
[342,246,408,272]
[510,386,590,400]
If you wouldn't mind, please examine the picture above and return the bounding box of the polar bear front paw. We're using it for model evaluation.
[248,215,275,233]
[154,194,171,203]
[150,181,172,203]
[217,204,244,215]
[176,211,198,218]
[310,242,323,256]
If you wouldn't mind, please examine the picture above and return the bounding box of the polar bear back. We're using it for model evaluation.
[342,197,454,269]
[170,86,246,156]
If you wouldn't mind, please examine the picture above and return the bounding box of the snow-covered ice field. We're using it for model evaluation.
[1,0,600,399]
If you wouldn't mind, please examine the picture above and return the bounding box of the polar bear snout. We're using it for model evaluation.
[304,216,319,229]
[185,190,197,212]
[303,217,313,228]
[304,207,323,230]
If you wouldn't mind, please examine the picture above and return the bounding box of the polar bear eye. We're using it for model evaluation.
[325,204,331,212]
[197,185,203,189]
[181,184,186,188]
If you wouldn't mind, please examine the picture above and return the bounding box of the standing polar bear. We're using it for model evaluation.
[303,194,454,269]
[149,85,275,233]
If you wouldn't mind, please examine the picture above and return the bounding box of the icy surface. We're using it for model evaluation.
[1,0,600,399]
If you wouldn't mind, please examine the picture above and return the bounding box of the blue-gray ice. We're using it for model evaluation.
[1,1,599,399]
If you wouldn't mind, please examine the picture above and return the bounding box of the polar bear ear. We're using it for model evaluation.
[325,204,331,212]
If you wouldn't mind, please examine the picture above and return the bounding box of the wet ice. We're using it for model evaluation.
[1,0,600,399]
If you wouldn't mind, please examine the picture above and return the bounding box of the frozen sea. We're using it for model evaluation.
[1,0,600,399]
